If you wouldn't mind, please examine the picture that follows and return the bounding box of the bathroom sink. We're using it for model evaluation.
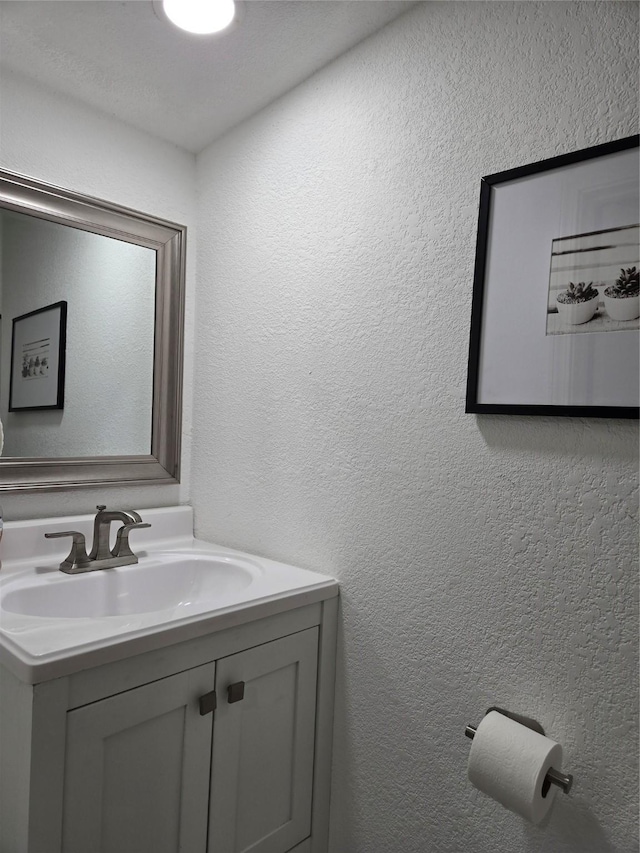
[2,553,259,619]
[0,506,338,684]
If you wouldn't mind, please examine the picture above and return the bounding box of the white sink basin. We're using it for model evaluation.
[2,553,258,619]
[0,506,339,684]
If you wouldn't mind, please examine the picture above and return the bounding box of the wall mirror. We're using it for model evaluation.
[0,169,185,492]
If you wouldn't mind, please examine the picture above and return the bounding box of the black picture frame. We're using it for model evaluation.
[466,135,639,419]
[9,301,67,411]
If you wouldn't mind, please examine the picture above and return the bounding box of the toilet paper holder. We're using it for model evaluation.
[465,707,574,795]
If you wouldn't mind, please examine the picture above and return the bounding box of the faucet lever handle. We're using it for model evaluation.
[112,522,151,560]
[45,530,87,543]
[44,531,91,573]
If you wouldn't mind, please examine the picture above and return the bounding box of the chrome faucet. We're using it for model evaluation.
[45,505,151,574]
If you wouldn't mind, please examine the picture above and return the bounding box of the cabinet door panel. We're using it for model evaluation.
[208,628,318,853]
[62,663,215,853]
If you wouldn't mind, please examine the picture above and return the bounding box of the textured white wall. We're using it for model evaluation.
[0,71,196,519]
[1,212,155,457]
[193,3,639,851]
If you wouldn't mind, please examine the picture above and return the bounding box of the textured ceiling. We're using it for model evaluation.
[0,0,415,153]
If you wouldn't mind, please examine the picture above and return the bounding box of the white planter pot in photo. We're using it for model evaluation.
[602,289,640,322]
[555,294,598,325]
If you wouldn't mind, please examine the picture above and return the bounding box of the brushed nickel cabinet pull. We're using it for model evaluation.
[199,690,217,716]
[227,682,245,704]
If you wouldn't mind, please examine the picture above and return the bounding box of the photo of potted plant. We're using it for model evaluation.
[556,280,599,325]
[603,267,640,322]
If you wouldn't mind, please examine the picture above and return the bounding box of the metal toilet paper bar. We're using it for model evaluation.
[465,707,574,795]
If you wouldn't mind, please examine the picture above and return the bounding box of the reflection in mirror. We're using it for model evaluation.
[0,210,156,458]
[0,169,185,493]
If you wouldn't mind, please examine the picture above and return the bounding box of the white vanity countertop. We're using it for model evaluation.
[0,506,338,684]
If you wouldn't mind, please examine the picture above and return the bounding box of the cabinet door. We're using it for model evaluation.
[208,628,319,853]
[62,663,216,853]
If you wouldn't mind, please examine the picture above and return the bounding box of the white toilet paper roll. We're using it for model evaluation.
[468,711,563,824]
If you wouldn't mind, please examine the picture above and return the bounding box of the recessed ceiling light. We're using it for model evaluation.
[160,0,236,35]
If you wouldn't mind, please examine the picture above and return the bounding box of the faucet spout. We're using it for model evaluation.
[88,505,143,561]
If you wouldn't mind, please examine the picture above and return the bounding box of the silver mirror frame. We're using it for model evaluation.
[0,169,186,492]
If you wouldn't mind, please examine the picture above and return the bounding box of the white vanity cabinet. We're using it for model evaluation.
[63,662,216,853]
[0,602,337,853]
[207,629,319,853]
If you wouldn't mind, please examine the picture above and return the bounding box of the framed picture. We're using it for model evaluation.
[466,135,639,418]
[9,301,67,411]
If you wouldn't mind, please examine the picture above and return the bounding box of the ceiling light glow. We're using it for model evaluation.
[162,0,236,35]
